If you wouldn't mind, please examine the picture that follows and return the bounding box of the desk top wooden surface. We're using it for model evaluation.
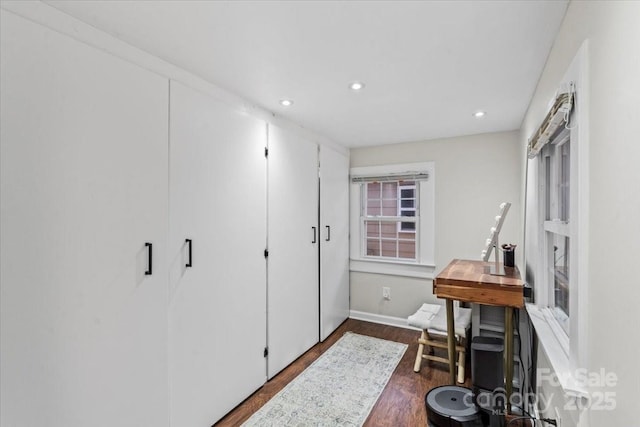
[433,259,524,308]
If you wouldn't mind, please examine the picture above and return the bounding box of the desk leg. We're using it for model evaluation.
[504,306,513,414]
[446,299,456,385]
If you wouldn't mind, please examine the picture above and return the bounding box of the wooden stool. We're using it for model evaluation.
[407,303,471,384]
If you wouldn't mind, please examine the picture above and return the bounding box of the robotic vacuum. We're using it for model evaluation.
[425,385,483,427]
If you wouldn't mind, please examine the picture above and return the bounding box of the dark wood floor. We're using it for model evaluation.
[215,319,531,426]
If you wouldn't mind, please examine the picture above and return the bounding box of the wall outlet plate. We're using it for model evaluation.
[382,287,391,300]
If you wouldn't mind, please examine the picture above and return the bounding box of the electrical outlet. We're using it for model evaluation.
[554,407,562,427]
[382,287,391,300]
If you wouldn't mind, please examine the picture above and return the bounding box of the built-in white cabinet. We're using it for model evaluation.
[319,146,350,341]
[266,128,351,377]
[167,81,267,425]
[1,10,350,427]
[267,124,320,379]
[1,12,169,427]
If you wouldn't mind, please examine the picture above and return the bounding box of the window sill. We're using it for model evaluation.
[526,303,589,400]
[350,258,435,279]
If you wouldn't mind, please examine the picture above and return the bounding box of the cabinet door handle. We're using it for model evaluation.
[145,242,153,275]
[185,239,192,268]
[325,225,331,242]
[312,227,317,244]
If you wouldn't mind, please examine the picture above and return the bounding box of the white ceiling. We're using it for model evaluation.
[45,0,568,148]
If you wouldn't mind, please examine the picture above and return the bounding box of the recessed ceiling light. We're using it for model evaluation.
[474,111,486,118]
[349,81,365,91]
[280,99,293,107]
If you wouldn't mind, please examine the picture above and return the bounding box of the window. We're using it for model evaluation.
[363,181,417,260]
[349,162,435,279]
[525,42,588,398]
[540,129,571,334]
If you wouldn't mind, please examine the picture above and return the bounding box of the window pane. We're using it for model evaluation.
[365,183,381,216]
[398,238,416,259]
[400,188,415,199]
[552,234,570,317]
[400,222,415,231]
[367,182,381,199]
[382,182,397,199]
[381,240,397,258]
[401,199,414,208]
[366,221,380,237]
[544,155,551,221]
[380,222,397,238]
[382,199,397,216]
[559,142,570,221]
[366,200,381,216]
[366,239,380,256]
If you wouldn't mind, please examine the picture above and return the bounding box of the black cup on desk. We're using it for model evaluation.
[502,244,516,267]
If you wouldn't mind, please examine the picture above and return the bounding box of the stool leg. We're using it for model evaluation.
[414,330,426,372]
[425,330,434,355]
[457,347,465,383]
[446,299,456,384]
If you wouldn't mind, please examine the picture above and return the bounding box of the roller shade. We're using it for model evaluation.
[351,172,429,183]
[527,87,574,159]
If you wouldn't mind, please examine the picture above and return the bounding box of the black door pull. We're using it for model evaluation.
[312,227,317,244]
[185,239,192,268]
[326,225,331,242]
[145,242,153,275]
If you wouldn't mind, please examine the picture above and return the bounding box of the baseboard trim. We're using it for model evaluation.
[349,310,421,331]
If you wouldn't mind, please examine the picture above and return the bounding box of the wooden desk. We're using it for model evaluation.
[433,259,524,412]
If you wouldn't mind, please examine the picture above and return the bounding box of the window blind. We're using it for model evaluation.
[351,172,429,183]
[527,89,574,159]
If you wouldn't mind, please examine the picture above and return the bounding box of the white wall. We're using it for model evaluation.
[521,1,640,425]
[350,131,521,319]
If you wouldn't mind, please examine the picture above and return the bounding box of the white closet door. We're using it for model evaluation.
[1,12,168,427]
[267,125,319,379]
[168,81,267,426]
[320,146,351,341]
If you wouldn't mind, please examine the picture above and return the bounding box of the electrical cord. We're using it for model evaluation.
[515,302,537,414]
[510,404,532,418]
[527,310,536,395]
[515,309,526,411]
[515,309,522,385]
[525,308,538,414]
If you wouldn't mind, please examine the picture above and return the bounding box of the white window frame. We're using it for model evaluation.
[525,42,589,400]
[349,162,435,279]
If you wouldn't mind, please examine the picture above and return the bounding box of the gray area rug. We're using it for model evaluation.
[242,332,407,426]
